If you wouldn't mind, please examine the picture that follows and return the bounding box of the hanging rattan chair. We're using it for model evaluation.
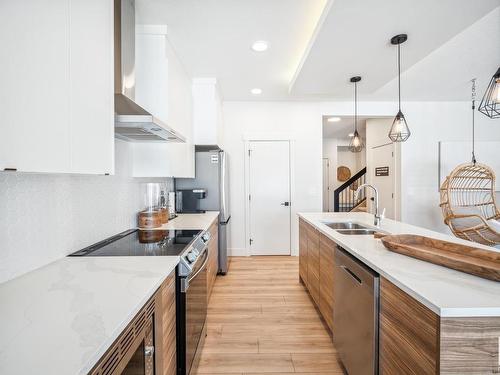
[440,162,500,246]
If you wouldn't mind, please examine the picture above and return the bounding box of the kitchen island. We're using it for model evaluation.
[299,212,500,374]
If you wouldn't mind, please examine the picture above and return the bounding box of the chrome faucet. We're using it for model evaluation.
[355,184,383,226]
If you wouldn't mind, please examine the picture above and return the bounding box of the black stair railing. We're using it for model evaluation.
[333,167,367,212]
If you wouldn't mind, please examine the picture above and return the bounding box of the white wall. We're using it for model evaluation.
[0,140,173,283]
[365,118,401,219]
[322,138,338,211]
[223,102,323,256]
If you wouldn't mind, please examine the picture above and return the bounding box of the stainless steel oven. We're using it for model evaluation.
[177,235,210,375]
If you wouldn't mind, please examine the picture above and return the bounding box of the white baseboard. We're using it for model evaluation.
[228,248,299,257]
[228,248,249,256]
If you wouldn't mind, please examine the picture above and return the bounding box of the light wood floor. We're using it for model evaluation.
[194,256,344,375]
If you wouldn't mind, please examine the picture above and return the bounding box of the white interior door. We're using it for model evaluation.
[248,141,291,255]
[323,158,330,212]
[369,143,395,219]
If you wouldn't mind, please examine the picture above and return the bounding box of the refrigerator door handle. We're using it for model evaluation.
[220,215,231,225]
[219,151,230,222]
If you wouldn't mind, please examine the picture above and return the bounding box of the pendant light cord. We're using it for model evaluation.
[354,81,358,132]
[398,43,401,112]
[471,78,477,164]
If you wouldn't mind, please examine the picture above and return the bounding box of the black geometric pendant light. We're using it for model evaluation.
[478,66,500,119]
[388,34,411,142]
[348,76,364,153]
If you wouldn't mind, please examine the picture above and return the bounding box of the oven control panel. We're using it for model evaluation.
[178,232,208,277]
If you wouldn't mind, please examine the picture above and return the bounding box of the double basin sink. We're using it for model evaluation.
[322,221,378,235]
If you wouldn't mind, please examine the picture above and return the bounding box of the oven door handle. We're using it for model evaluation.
[186,247,209,285]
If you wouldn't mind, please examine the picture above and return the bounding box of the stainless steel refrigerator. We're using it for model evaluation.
[176,146,230,274]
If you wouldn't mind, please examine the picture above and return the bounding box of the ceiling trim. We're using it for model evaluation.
[288,0,335,94]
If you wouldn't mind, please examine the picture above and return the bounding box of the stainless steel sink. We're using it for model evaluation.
[322,222,369,230]
[335,229,378,235]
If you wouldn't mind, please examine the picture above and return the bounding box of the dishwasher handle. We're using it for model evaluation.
[340,265,362,285]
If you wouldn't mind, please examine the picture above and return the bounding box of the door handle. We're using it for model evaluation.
[281,202,290,206]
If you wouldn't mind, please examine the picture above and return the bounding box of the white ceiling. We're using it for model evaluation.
[136,0,500,101]
[291,0,500,99]
[136,0,328,101]
[322,115,371,139]
[374,7,500,101]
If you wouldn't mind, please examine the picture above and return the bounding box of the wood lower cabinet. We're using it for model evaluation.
[299,219,308,283]
[90,271,176,375]
[299,219,335,333]
[379,277,440,375]
[440,316,500,374]
[307,225,320,305]
[381,277,500,374]
[379,278,500,375]
[319,234,335,332]
[207,218,219,301]
[155,272,177,375]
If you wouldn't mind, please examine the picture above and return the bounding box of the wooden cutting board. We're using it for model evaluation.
[375,233,500,282]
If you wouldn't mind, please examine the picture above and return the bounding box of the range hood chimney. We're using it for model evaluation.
[114,0,185,143]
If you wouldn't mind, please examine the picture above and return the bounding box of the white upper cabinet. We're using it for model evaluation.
[193,78,224,147]
[133,25,194,178]
[69,0,114,175]
[0,0,71,173]
[0,0,114,175]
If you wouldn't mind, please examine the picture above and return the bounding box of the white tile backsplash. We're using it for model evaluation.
[0,172,173,283]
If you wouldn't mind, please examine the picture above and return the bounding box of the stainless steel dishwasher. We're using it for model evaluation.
[333,247,379,375]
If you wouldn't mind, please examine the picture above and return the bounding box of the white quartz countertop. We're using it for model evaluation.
[0,256,179,375]
[299,212,500,318]
[151,211,219,231]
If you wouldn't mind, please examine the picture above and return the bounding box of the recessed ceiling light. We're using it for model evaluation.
[327,117,341,122]
[251,88,262,95]
[348,133,354,137]
[251,40,268,52]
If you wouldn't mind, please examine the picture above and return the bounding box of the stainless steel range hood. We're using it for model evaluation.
[114,0,185,143]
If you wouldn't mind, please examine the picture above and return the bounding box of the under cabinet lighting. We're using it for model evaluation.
[327,117,341,122]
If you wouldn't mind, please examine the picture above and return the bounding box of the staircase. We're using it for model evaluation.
[333,167,367,212]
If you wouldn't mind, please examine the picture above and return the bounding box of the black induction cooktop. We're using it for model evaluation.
[69,229,202,257]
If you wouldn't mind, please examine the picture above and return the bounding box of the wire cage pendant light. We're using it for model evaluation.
[478,66,500,119]
[388,34,411,142]
[349,76,364,153]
